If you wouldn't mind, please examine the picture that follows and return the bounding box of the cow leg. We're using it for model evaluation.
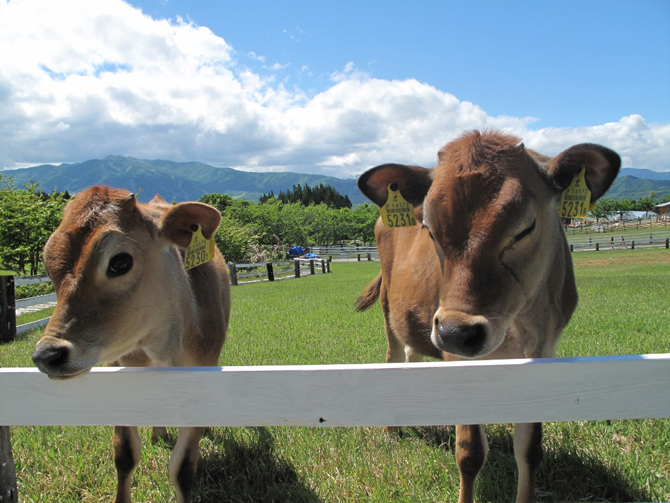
[381,289,406,363]
[513,422,542,503]
[151,426,169,443]
[404,346,424,362]
[384,322,406,363]
[169,426,202,503]
[113,426,141,503]
[455,424,488,503]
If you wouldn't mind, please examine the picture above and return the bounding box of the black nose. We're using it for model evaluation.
[32,345,70,374]
[434,319,486,357]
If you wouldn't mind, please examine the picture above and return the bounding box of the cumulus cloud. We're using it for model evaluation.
[1,0,668,177]
[523,115,670,171]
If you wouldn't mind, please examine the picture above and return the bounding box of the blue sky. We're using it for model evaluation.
[1,0,669,175]
[128,0,670,128]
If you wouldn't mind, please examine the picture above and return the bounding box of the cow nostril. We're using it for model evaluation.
[33,346,69,370]
[461,324,485,349]
[434,319,487,356]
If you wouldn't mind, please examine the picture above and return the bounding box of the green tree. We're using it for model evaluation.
[260,183,352,209]
[304,204,330,245]
[590,197,619,222]
[199,191,380,257]
[635,193,657,215]
[614,198,635,215]
[0,176,66,275]
[279,202,311,246]
[213,213,257,263]
[199,193,249,213]
[351,203,379,244]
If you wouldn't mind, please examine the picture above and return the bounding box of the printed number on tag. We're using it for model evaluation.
[559,165,592,219]
[380,183,417,228]
[184,224,216,270]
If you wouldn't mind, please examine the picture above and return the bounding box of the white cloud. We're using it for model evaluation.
[522,115,670,170]
[283,27,305,44]
[1,0,668,177]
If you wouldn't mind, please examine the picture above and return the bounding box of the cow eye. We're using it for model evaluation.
[513,220,536,244]
[422,223,436,241]
[107,253,133,278]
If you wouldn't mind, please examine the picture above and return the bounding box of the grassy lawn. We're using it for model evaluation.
[1,250,669,502]
[16,307,55,327]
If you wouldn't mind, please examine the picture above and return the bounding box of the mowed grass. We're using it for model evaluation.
[1,250,669,502]
[16,307,55,327]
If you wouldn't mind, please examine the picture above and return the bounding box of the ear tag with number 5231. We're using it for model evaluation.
[380,183,417,228]
[559,165,593,219]
[184,224,216,270]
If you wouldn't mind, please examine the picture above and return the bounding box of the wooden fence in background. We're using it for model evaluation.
[229,258,330,286]
[309,245,379,261]
[1,259,331,343]
[568,231,670,252]
[1,275,54,343]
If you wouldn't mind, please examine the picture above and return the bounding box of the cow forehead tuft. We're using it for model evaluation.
[63,186,135,230]
[45,187,145,281]
[437,130,523,174]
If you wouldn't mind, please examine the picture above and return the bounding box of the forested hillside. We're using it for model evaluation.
[4,156,364,204]
[4,156,669,204]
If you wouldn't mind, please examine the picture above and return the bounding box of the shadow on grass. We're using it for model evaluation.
[193,427,321,503]
[401,426,654,502]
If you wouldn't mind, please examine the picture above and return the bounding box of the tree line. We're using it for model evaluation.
[0,176,378,272]
[259,183,352,209]
[3,174,669,275]
[589,193,670,222]
[198,192,377,263]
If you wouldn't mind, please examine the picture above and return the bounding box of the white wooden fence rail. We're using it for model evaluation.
[2,354,669,427]
[14,275,50,286]
[15,293,57,310]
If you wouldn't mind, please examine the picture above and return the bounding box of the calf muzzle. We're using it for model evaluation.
[32,338,85,379]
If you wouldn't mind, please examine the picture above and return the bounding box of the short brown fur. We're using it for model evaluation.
[357,130,620,502]
[32,186,231,503]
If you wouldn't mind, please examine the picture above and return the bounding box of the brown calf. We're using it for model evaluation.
[32,186,231,503]
[356,130,620,503]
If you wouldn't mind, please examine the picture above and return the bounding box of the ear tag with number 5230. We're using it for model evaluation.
[184,224,216,270]
[380,183,417,228]
[559,165,593,219]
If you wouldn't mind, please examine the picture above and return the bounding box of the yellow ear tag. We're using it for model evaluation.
[559,165,592,219]
[184,224,216,270]
[380,183,417,228]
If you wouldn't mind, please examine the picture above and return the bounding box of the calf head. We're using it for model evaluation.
[359,130,620,358]
[33,186,221,379]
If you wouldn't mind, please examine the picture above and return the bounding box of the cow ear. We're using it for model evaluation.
[358,163,433,207]
[148,193,169,208]
[120,191,137,212]
[546,143,621,201]
[159,202,222,249]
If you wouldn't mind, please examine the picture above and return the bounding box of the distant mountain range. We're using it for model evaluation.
[2,156,669,204]
[3,155,365,204]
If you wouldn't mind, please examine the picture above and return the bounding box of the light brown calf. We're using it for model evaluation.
[32,186,231,503]
[356,130,620,502]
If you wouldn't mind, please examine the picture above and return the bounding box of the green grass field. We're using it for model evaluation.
[1,250,669,502]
